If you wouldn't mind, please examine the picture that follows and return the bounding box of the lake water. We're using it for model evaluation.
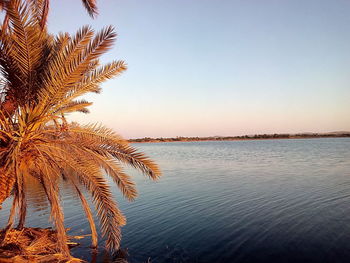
[1,138,350,262]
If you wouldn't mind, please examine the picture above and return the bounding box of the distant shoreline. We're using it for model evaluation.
[128,132,350,143]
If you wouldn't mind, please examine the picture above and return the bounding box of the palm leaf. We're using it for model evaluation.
[81,0,98,18]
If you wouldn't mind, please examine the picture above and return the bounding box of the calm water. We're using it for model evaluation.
[1,138,350,262]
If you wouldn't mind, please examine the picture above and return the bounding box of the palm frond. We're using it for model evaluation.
[81,0,98,18]
[72,180,98,248]
[4,0,42,77]
[68,124,161,179]
[27,0,49,29]
[40,26,115,108]
[36,142,126,250]
[53,100,92,115]
[48,60,127,114]
[41,170,69,257]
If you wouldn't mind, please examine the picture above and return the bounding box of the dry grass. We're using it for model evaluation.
[0,227,83,263]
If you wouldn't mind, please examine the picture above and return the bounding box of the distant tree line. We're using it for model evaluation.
[128,132,350,143]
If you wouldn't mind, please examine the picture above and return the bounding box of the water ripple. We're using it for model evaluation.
[1,138,350,263]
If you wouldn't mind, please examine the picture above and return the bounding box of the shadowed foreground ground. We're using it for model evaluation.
[0,227,130,263]
[0,228,82,262]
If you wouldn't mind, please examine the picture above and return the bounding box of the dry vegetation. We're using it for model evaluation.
[0,228,82,262]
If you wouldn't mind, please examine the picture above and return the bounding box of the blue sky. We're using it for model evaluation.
[49,0,350,138]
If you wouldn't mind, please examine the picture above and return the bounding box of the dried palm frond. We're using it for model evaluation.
[0,227,84,262]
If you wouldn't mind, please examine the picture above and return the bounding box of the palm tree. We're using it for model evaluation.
[0,0,161,257]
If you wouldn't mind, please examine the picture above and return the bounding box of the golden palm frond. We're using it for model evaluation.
[72,180,98,248]
[28,0,49,29]
[81,0,98,18]
[17,0,98,29]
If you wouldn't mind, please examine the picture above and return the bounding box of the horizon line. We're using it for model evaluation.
[127,130,350,140]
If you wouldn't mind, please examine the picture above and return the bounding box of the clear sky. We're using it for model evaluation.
[49,0,350,139]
